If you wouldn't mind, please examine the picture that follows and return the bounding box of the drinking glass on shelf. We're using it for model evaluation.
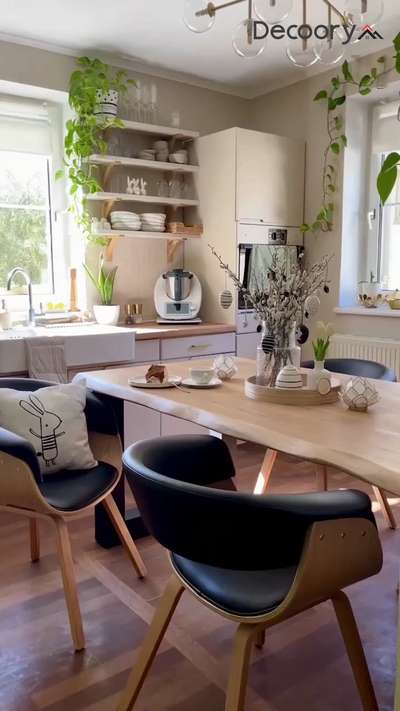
[141,85,151,123]
[170,110,181,128]
[107,134,121,156]
[169,178,182,199]
[157,178,169,197]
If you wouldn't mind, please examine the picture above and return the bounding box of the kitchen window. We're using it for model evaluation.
[0,151,54,293]
[367,101,400,291]
[0,95,64,299]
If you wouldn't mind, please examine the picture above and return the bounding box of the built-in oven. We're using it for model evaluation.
[238,243,304,310]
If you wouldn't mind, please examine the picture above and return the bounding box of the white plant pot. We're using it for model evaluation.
[93,304,120,326]
[94,90,119,118]
[308,360,330,391]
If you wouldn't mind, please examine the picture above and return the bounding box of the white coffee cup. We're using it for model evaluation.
[190,367,214,385]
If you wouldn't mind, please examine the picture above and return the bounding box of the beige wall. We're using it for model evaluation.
[248,49,400,344]
[0,40,250,318]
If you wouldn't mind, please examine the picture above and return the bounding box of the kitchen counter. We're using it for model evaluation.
[131,322,236,340]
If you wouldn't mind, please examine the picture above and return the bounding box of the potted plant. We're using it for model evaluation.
[310,321,334,390]
[57,56,134,242]
[84,256,120,325]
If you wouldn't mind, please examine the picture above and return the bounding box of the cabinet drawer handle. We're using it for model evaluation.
[188,343,211,351]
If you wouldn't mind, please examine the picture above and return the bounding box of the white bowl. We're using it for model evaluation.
[189,367,215,385]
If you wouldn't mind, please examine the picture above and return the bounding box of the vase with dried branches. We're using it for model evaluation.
[209,244,332,387]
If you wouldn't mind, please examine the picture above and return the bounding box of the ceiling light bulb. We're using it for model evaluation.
[183,0,215,33]
[254,0,293,24]
[232,19,266,58]
[315,29,347,65]
[343,0,384,27]
[286,38,319,68]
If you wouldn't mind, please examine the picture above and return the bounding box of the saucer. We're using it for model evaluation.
[182,377,222,389]
[128,376,182,389]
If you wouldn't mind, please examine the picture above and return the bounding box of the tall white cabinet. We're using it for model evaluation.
[185,127,305,326]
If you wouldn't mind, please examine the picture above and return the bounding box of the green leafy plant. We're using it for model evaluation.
[302,32,400,235]
[312,321,334,362]
[83,256,118,305]
[57,56,134,244]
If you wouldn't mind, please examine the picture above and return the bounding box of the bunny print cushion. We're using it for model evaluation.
[0,383,97,476]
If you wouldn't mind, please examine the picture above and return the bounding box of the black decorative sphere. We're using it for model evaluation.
[296,324,309,345]
[305,311,309,319]
[261,333,275,355]
[324,285,330,294]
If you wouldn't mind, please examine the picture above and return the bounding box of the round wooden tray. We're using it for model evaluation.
[244,375,341,406]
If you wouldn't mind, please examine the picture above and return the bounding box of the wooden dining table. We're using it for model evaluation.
[75,357,400,710]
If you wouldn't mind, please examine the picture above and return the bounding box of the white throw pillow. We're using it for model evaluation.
[0,383,97,477]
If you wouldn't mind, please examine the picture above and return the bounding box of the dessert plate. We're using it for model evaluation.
[128,376,182,389]
[181,377,222,389]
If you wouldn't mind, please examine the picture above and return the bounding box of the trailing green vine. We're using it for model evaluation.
[57,57,135,245]
[301,32,400,236]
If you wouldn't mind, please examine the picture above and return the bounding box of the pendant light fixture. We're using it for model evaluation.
[182,0,384,64]
[315,3,346,65]
[286,0,318,68]
[233,0,266,57]
[183,0,216,32]
[254,0,293,24]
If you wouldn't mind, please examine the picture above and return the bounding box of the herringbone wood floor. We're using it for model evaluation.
[0,444,398,711]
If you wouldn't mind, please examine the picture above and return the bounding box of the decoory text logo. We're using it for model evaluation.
[253,21,383,44]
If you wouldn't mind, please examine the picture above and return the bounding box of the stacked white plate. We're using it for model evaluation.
[138,149,156,161]
[141,213,166,232]
[110,211,142,232]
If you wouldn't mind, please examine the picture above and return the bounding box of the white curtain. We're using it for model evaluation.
[372,101,400,154]
[0,95,52,155]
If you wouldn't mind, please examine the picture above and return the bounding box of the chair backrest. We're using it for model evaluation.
[123,435,374,571]
[302,358,397,382]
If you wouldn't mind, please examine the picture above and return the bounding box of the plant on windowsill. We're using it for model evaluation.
[57,56,135,245]
[302,32,400,236]
[83,256,119,325]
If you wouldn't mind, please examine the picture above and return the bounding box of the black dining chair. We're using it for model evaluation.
[302,358,398,528]
[0,378,146,652]
[118,435,382,711]
[301,358,397,382]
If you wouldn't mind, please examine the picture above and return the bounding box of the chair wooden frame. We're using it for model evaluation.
[254,449,397,530]
[117,517,382,711]
[0,430,146,652]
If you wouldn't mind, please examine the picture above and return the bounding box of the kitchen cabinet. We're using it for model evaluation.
[236,128,305,226]
[161,332,235,361]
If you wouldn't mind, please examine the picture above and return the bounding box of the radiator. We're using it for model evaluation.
[330,334,400,379]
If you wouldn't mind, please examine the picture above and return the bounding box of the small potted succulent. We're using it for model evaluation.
[84,256,119,325]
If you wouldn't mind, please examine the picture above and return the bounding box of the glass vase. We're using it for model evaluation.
[256,322,294,388]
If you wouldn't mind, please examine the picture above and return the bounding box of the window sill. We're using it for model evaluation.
[335,306,400,318]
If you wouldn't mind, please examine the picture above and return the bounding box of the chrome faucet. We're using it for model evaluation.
[6,268,35,326]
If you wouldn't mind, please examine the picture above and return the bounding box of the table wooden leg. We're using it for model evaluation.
[316,464,328,492]
[372,487,397,530]
[254,449,278,495]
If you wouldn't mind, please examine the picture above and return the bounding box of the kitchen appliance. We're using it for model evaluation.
[238,241,304,310]
[154,268,202,323]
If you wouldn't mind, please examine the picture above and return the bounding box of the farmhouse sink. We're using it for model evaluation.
[0,324,135,374]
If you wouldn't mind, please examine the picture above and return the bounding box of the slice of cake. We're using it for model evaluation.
[145,364,167,384]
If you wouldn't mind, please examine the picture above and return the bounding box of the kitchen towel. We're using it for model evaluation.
[25,337,68,383]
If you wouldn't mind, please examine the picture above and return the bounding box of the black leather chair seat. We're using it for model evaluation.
[171,554,297,616]
[301,358,397,382]
[39,462,118,512]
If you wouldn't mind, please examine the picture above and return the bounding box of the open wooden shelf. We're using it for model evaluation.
[89,154,199,174]
[92,230,200,241]
[114,119,199,141]
[87,192,199,208]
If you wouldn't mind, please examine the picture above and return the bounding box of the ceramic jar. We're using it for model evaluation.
[276,365,303,390]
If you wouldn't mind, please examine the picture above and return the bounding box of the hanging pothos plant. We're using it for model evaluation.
[301,32,400,235]
[57,56,135,244]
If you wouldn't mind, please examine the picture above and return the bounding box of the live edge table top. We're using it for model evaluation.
[75,357,400,498]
